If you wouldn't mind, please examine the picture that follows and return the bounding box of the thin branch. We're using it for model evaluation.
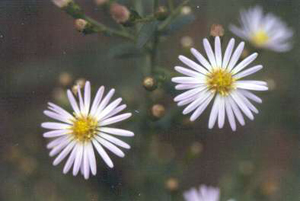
[158,0,190,32]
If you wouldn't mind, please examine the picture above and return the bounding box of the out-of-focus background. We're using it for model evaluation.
[1,0,300,200]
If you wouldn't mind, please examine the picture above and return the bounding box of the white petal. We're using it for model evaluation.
[175,83,203,90]
[191,48,212,71]
[236,91,259,114]
[100,113,132,126]
[233,65,263,79]
[174,66,202,78]
[95,136,125,158]
[44,110,72,124]
[53,140,76,166]
[73,143,83,176]
[208,94,221,129]
[99,133,130,149]
[172,77,204,84]
[49,137,72,157]
[222,38,235,69]
[218,96,225,128]
[98,98,122,120]
[227,42,245,71]
[183,91,211,115]
[100,127,134,137]
[92,139,114,168]
[63,143,79,174]
[90,86,105,116]
[86,142,97,175]
[84,81,91,115]
[48,102,74,120]
[83,145,90,180]
[174,87,206,102]
[231,53,258,74]
[225,98,237,131]
[190,93,214,121]
[102,104,127,120]
[67,90,80,115]
[203,38,217,68]
[238,89,262,103]
[47,135,69,149]
[236,81,268,91]
[231,92,254,120]
[43,130,69,138]
[178,55,208,75]
[94,89,115,118]
[215,36,222,67]
[229,25,248,40]
[228,96,245,126]
[77,85,85,115]
[41,122,71,130]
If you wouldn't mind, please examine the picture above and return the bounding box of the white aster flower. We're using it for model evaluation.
[41,81,134,179]
[184,185,220,201]
[229,5,293,52]
[172,37,268,131]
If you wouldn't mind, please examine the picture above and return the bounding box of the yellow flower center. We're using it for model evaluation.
[206,68,235,96]
[251,30,269,47]
[72,116,98,142]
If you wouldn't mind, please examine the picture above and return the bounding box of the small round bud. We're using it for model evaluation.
[151,104,166,119]
[59,72,72,86]
[165,178,179,191]
[110,3,131,24]
[180,36,194,48]
[210,24,224,38]
[52,0,72,8]
[155,6,168,21]
[75,78,86,88]
[190,142,203,155]
[74,19,88,32]
[181,6,192,15]
[143,76,157,91]
[94,0,108,6]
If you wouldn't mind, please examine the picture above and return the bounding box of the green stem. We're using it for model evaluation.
[167,0,174,11]
[158,0,190,32]
[150,31,159,75]
[83,16,135,41]
[134,16,156,23]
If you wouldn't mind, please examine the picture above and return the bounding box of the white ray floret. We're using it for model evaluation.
[172,37,268,131]
[229,5,293,52]
[183,185,221,201]
[41,81,134,179]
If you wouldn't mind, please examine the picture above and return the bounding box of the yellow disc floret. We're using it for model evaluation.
[251,30,269,47]
[206,68,235,96]
[72,116,98,142]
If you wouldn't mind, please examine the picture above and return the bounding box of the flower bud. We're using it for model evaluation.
[180,36,194,48]
[165,178,179,191]
[181,6,192,15]
[143,76,157,91]
[59,72,72,86]
[151,104,166,119]
[52,0,72,8]
[110,3,130,24]
[94,0,108,6]
[210,24,224,38]
[155,6,168,21]
[74,19,88,32]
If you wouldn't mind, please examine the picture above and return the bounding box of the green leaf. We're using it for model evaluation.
[137,21,159,48]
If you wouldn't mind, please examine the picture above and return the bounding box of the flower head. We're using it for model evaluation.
[41,81,134,179]
[172,37,268,131]
[184,185,220,201]
[110,3,131,24]
[229,6,293,52]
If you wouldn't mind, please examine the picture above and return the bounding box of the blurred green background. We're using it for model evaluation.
[1,0,300,200]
